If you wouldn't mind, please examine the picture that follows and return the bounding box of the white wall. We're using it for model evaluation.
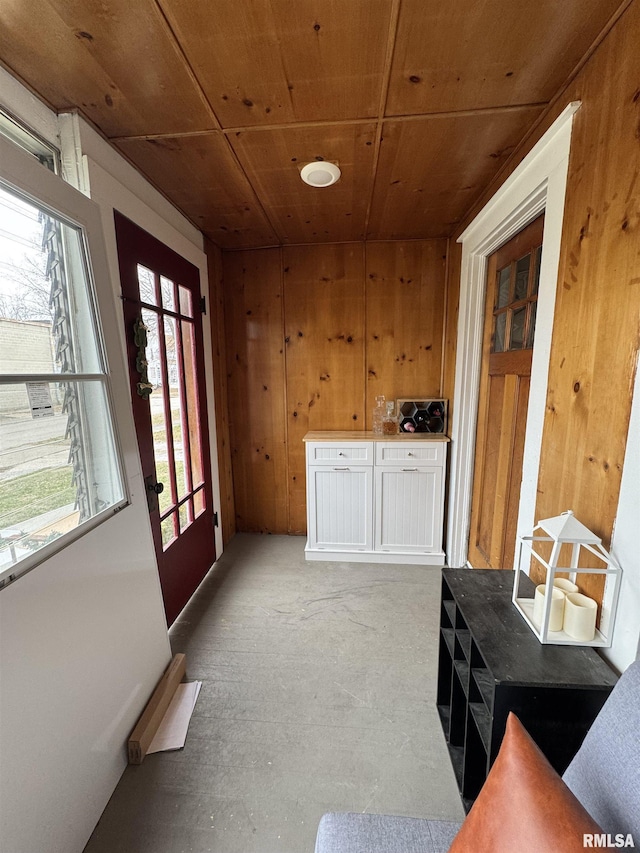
[0,70,220,853]
[605,361,640,672]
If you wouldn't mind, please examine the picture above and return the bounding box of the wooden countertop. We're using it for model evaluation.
[303,430,450,442]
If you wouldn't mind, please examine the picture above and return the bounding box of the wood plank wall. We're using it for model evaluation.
[449,0,640,602]
[221,240,447,535]
[221,248,289,534]
[204,238,235,544]
[284,244,366,533]
[442,239,462,426]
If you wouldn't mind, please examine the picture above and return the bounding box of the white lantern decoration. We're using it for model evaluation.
[512,510,622,646]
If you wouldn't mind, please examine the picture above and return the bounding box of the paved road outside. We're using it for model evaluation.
[0,411,70,481]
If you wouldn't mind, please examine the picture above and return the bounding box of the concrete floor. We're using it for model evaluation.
[84,534,463,853]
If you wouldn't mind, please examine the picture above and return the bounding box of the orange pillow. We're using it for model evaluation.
[449,713,608,853]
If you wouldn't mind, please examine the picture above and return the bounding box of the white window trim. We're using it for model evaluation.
[0,132,131,586]
[446,102,580,569]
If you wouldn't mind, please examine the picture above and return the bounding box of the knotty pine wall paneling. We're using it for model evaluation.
[442,238,462,428]
[205,238,235,544]
[222,248,289,533]
[450,0,640,604]
[283,244,366,534]
[365,240,447,424]
[222,239,448,536]
[532,0,640,601]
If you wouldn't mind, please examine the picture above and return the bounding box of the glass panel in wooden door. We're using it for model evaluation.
[115,212,215,626]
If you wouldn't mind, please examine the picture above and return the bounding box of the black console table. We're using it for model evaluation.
[437,568,618,811]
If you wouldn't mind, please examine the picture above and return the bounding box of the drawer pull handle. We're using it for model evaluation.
[333,467,350,471]
[338,452,345,456]
[407,452,414,457]
[402,467,419,472]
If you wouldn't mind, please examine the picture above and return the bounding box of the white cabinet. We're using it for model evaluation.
[374,466,442,553]
[304,433,448,565]
[307,465,373,551]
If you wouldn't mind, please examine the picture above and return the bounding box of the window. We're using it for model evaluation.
[0,125,126,586]
[491,244,541,353]
[0,106,60,173]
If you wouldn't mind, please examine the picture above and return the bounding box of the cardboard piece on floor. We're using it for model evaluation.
[147,680,202,754]
[128,653,186,764]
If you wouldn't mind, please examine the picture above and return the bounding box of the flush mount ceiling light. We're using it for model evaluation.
[300,161,341,187]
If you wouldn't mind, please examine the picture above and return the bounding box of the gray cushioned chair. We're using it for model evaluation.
[315,658,640,853]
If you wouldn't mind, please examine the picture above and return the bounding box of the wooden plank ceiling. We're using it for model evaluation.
[0,0,625,248]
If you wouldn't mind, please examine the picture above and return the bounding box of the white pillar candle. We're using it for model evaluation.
[563,592,598,642]
[553,578,579,595]
[533,584,565,632]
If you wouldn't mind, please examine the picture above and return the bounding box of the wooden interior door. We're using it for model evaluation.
[115,212,215,626]
[468,216,544,569]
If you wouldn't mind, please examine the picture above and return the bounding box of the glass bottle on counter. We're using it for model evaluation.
[372,394,386,435]
[382,400,398,435]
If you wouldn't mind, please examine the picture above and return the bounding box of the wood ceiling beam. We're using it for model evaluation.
[110,103,549,143]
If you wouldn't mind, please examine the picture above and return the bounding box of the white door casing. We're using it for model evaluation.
[446,102,580,569]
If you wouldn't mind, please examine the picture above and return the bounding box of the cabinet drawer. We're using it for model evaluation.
[307,442,374,465]
[375,442,445,466]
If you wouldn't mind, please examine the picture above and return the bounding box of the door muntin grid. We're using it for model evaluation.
[137,265,205,550]
[491,244,542,354]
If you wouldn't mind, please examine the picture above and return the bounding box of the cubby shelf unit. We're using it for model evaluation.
[437,568,617,812]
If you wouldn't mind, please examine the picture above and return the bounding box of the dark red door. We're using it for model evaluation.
[115,212,215,626]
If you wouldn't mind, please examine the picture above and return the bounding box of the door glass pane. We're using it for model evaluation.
[161,512,177,550]
[178,285,193,318]
[182,319,204,490]
[137,265,157,306]
[160,276,175,312]
[0,184,102,374]
[179,501,192,533]
[0,380,124,570]
[194,488,205,518]
[164,316,189,502]
[510,306,527,350]
[496,266,510,308]
[141,309,172,514]
[0,182,126,580]
[514,255,530,301]
[494,313,506,353]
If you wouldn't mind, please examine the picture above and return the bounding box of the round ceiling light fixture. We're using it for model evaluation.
[300,161,341,187]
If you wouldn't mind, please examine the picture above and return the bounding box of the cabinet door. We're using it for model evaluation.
[374,466,443,553]
[307,465,373,551]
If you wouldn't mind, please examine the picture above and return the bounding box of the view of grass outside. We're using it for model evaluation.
[155,459,185,546]
[0,458,186,551]
[0,466,75,535]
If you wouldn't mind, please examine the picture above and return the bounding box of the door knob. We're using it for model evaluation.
[144,474,164,513]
